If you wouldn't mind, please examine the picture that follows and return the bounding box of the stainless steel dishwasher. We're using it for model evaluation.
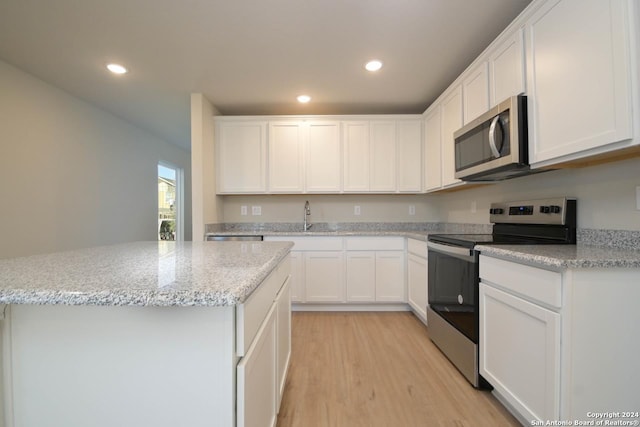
[205,235,263,241]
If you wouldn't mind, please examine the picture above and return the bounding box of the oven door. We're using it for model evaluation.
[427,241,479,342]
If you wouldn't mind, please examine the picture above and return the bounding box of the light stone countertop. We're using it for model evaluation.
[476,244,640,270]
[0,241,293,307]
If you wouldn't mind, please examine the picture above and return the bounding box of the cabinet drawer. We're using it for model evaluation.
[479,255,562,309]
[237,256,290,356]
[345,237,404,251]
[265,236,343,251]
[407,238,427,256]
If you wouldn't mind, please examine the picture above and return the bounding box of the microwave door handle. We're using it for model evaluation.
[488,116,501,158]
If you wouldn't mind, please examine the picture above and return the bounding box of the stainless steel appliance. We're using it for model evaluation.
[454,95,534,182]
[427,197,577,387]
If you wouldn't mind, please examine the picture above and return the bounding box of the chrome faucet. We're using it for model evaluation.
[303,200,312,231]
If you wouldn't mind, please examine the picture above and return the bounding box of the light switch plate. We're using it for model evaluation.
[240,206,248,216]
[409,205,416,216]
[251,206,262,216]
[354,205,361,216]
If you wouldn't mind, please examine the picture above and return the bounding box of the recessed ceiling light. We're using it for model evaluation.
[106,63,128,74]
[365,60,383,72]
[297,95,311,103]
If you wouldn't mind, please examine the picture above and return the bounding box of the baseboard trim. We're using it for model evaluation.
[292,303,411,312]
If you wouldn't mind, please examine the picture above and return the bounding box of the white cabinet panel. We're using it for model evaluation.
[526,0,634,165]
[375,251,405,302]
[440,85,463,187]
[237,304,278,427]
[407,252,427,321]
[397,120,423,192]
[480,283,560,423]
[370,121,396,192]
[345,252,376,302]
[463,62,490,124]
[288,251,304,303]
[275,278,291,411]
[489,28,525,107]
[424,107,442,191]
[306,121,341,192]
[217,121,267,193]
[269,122,304,192]
[343,121,370,192]
[304,251,344,302]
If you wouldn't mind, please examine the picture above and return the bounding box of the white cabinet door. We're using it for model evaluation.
[489,28,525,107]
[440,85,463,187]
[525,0,633,166]
[424,107,442,191]
[345,251,376,302]
[304,251,344,302]
[217,121,267,193]
[375,251,405,302]
[289,251,304,303]
[269,121,305,193]
[480,283,560,423]
[370,121,396,192]
[342,121,370,192]
[463,62,490,124]
[306,121,341,192]
[275,278,291,411]
[397,120,422,192]
[407,253,427,321]
[237,304,277,427]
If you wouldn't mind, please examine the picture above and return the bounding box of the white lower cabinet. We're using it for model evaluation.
[304,251,345,302]
[479,254,640,424]
[346,251,376,302]
[407,247,428,323]
[480,283,560,422]
[275,278,291,410]
[288,251,304,303]
[237,304,278,427]
[374,251,405,302]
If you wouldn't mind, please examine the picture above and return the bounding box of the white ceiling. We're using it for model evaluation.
[0,0,532,150]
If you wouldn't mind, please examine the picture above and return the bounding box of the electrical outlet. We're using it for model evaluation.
[471,201,477,213]
[240,206,248,216]
[409,205,416,216]
[636,186,640,210]
[251,206,262,216]
[354,205,361,216]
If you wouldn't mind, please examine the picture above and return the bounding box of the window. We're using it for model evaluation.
[158,163,183,241]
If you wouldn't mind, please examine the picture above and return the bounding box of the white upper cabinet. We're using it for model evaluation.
[305,121,341,192]
[424,106,442,191]
[440,85,464,188]
[397,120,423,192]
[342,121,371,192]
[216,121,268,194]
[525,0,635,167]
[489,28,525,107]
[268,121,305,193]
[370,121,397,192]
[462,62,490,124]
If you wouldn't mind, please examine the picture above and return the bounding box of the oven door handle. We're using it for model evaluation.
[427,241,476,262]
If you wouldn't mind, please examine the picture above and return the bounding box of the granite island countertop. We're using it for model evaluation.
[0,241,293,307]
[476,244,640,270]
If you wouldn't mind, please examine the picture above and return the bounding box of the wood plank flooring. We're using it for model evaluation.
[276,312,521,427]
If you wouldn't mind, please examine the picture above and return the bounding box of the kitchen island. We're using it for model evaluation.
[0,241,293,427]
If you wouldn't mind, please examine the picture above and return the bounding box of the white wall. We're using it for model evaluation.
[0,59,192,259]
[438,156,640,230]
[221,194,442,223]
[191,94,221,240]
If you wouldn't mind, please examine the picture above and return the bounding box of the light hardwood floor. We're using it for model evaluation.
[276,312,521,427]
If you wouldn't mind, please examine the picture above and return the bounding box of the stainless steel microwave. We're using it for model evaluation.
[454,95,532,181]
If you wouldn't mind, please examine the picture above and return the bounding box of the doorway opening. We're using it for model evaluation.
[158,163,183,241]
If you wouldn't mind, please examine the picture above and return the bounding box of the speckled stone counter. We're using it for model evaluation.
[476,244,640,269]
[0,241,293,306]
[205,221,493,242]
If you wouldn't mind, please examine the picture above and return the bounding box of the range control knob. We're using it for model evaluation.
[551,205,561,214]
[490,208,504,215]
[539,206,550,213]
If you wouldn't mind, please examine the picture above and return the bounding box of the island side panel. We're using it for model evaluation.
[3,304,236,427]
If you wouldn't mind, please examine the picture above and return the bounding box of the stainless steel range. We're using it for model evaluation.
[426,197,577,388]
